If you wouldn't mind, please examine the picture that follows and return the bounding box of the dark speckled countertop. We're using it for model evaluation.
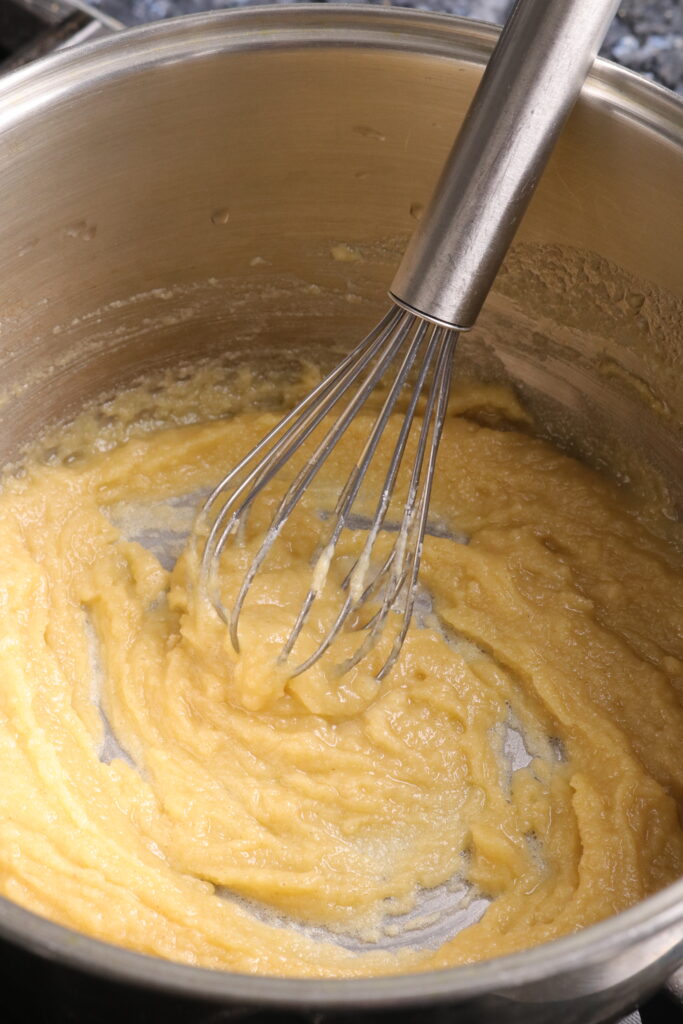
[90,0,683,93]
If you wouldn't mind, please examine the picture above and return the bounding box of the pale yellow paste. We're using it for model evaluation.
[0,368,682,977]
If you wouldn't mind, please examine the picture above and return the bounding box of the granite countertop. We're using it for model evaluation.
[91,0,683,93]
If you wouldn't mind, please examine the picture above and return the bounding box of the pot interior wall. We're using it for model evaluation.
[0,20,681,511]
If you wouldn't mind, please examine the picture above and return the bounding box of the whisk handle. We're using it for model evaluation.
[389,0,622,331]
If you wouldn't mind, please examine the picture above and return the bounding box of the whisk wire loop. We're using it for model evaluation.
[197,303,458,679]
[334,327,456,681]
[279,317,432,667]
[285,320,454,677]
[375,328,456,680]
[199,306,404,623]
[227,309,418,650]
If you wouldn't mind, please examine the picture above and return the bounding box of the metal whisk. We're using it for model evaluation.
[197,0,621,680]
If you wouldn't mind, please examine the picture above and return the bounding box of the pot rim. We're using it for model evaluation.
[0,2,682,1006]
[0,3,680,137]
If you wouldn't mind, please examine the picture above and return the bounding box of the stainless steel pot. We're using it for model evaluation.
[0,6,681,1021]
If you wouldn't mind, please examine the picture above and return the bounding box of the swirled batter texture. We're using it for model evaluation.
[0,373,682,977]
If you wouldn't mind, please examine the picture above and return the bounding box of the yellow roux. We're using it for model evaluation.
[0,369,682,978]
